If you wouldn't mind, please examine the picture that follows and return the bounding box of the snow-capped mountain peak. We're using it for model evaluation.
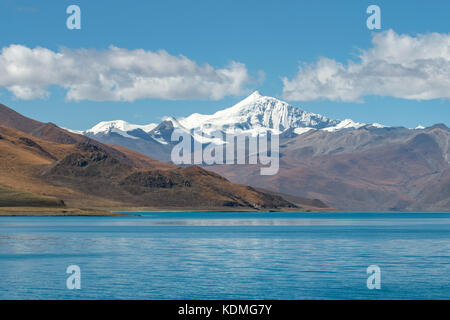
[227,90,263,110]
[178,91,339,134]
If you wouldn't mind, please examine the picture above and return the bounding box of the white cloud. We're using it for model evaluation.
[0,45,252,101]
[282,30,450,102]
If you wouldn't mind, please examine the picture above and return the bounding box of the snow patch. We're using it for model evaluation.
[86,120,157,135]
[294,127,315,135]
[322,119,366,132]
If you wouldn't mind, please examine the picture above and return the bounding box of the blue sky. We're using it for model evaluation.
[0,0,449,129]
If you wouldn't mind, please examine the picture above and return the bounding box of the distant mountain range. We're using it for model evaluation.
[79,91,380,136]
[72,91,388,161]
[67,92,450,212]
[1,103,328,212]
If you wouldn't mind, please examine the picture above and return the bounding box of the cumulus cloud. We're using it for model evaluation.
[282,30,450,102]
[0,45,252,101]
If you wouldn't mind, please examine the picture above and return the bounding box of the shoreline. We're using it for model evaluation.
[0,205,335,216]
[0,207,133,217]
[107,205,337,214]
[2,207,447,217]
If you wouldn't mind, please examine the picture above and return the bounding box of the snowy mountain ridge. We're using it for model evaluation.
[178,91,339,134]
[78,91,385,144]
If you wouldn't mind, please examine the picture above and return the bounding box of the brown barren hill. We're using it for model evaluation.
[0,103,307,211]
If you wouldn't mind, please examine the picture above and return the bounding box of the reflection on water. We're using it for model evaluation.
[0,212,450,299]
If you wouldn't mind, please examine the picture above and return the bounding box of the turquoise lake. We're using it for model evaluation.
[0,212,450,299]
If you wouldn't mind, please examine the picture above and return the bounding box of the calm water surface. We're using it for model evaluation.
[1,212,450,299]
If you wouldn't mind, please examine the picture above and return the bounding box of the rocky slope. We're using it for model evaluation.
[209,125,450,211]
